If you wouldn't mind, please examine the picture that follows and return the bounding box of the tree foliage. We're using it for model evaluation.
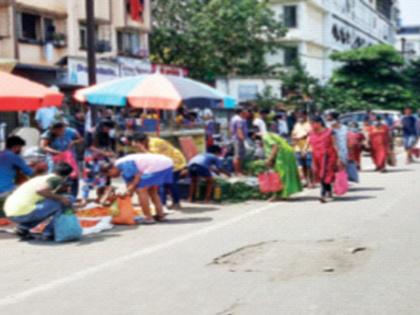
[278,61,320,110]
[150,0,287,82]
[327,45,412,111]
[404,58,420,105]
[255,86,281,110]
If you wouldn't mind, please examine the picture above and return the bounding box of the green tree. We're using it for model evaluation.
[255,86,281,111]
[404,58,420,106]
[328,44,412,111]
[150,0,287,82]
[278,61,320,110]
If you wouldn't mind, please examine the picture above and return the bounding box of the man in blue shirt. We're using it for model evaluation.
[401,107,419,164]
[0,136,34,195]
[188,145,230,203]
[0,136,34,217]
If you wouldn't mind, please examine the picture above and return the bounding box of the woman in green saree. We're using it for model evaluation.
[261,132,302,200]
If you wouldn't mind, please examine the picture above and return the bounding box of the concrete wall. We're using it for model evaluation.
[300,42,325,80]
[18,43,67,66]
[0,6,14,59]
[216,77,282,102]
[305,3,324,46]
[17,0,67,14]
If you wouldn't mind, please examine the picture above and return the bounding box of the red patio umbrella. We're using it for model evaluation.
[0,71,63,111]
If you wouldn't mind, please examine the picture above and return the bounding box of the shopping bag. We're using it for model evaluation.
[334,171,349,196]
[411,148,420,158]
[54,211,82,243]
[387,151,397,167]
[53,151,79,179]
[258,171,283,194]
[112,196,137,225]
[346,161,359,183]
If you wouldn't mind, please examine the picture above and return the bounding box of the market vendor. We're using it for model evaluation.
[103,153,173,224]
[131,132,187,209]
[0,136,46,217]
[188,145,230,203]
[40,121,83,197]
[4,162,74,240]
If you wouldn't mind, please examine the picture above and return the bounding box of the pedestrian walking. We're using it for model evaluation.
[347,122,366,170]
[309,116,338,203]
[401,107,419,164]
[230,108,248,176]
[292,110,314,188]
[367,116,390,172]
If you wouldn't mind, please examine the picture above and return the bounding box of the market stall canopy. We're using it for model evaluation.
[0,71,63,111]
[74,73,237,110]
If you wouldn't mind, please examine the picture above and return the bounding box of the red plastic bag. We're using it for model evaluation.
[412,148,420,158]
[53,151,79,179]
[258,171,283,194]
[334,170,349,196]
[112,196,137,225]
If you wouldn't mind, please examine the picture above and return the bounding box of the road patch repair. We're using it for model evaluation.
[210,239,371,281]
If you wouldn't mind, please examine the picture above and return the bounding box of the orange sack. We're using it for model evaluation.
[112,196,137,225]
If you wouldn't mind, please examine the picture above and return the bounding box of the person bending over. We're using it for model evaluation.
[188,145,230,203]
[103,153,173,224]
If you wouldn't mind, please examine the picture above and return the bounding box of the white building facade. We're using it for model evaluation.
[217,0,400,103]
[397,26,420,60]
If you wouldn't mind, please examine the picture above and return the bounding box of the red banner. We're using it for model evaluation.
[130,0,140,21]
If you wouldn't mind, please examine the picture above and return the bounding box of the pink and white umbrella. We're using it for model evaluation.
[74,73,236,110]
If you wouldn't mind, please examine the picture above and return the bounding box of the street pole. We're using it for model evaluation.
[85,0,97,125]
[86,0,96,85]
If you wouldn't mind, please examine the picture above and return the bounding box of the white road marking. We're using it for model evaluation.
[0,202,281,307]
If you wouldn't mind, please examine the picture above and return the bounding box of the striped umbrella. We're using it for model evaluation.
[74,73,237,110]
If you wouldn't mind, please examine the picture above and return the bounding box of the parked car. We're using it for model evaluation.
[340,110,401,130]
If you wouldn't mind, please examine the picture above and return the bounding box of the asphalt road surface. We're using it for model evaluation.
[1,155,420,315]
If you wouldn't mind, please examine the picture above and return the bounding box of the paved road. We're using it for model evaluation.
[1,156,420,315]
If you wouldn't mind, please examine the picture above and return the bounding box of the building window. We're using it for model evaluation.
[284,5,297,28]
[44,18,55,42]
[117,31,141,56]
[19,13,41,42]
[79,24,99,50]
[376,0,392,19]
[284,47,298,66]
[17,13,62,45]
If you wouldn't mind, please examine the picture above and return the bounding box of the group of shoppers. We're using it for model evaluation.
[1,105,419,241]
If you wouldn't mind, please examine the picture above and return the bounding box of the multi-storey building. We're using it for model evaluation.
[0,0,152,86]
[397,25,420,60]
[217,0,400,103]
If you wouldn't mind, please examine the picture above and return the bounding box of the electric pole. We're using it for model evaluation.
[85,0,97,125]
[86,0,96,85]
